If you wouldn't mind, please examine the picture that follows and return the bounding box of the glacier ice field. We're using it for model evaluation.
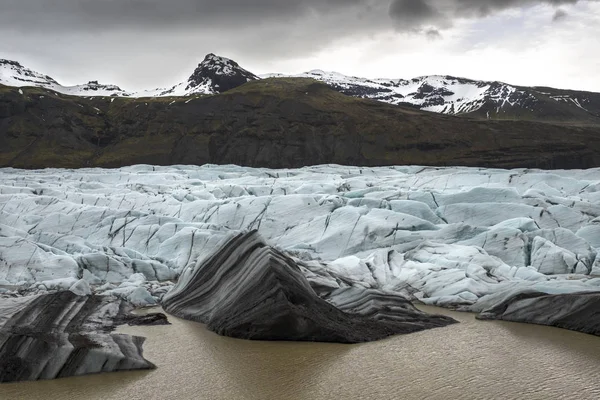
[1,164,599,311]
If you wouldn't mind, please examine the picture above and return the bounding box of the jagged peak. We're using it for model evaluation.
[194,53,256,78]
[184,53,259,94]
[0,59,23,67]
[0,59,60,86]
[82,80,123,89]
[201,53,233,64]
[75,81,127,94]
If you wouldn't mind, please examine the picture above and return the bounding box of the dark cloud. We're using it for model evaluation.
[552,8,569,21]
[425,29,443,40]
[449,0,579,17]
[389,0,441,29]
[0,0,377,31]
[388,0,586,29]
[0,1,390,89]
[2,0,587,33]
[0,1,388,72]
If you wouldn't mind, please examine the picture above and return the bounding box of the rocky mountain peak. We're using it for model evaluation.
[0,59,23,67]
[0,58,59,87]
[78,81,129,95]
[185,53,259,94]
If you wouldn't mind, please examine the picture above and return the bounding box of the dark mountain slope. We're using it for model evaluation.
[1,78,599,170]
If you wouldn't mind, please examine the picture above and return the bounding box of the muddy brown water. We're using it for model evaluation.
[2,306,599,400]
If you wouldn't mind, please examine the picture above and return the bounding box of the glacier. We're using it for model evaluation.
[0,164,599,323]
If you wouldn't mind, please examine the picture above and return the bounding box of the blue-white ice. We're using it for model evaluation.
[1,164,598,310]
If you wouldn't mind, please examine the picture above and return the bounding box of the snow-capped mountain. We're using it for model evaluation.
[264,70,599,121]
[0,59,131,97]
[2,55,599,122]
[0,59,58,88]
[265,70,513,115]
[0,54,258,98]
[136,53,259,97]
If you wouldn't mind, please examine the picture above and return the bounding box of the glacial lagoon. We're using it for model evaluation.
[3,306,599,400]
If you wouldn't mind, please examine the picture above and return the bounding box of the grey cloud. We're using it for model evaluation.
[552,8,569,21]
[4,0,583,32]
[425,29,443,40]
[389,0,440,27]
[450,0,579,17]
[0,0,389,69]
[388,0,587,30]
[0,0,391,89]
[1,0,376,31]
[0,0,590,39]
[0,0,596,90]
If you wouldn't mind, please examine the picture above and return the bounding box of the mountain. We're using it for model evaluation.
[1,78,599,170]
[138,53,259,97]
[0,59,58,88]
[2,55,600,125]
[1,54,259,99]
[266,70,600,125]
[0,59,131,97]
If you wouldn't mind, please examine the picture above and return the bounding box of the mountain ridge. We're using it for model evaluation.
[265,70,600,125]
[2,54,599,124]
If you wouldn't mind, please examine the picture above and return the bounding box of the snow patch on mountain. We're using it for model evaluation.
[549,94,590,111]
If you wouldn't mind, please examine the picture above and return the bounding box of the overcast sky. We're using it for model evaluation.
[1,0,599,91]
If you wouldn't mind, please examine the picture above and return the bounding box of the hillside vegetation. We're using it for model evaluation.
[1,78,599,169]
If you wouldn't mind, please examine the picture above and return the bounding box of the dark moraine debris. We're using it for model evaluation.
[162,230,457,343]
[122,312,171,327]
[0,291,157,383]
[477,291,600,336]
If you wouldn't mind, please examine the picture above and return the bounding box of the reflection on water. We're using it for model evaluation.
[2,306,599,400]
